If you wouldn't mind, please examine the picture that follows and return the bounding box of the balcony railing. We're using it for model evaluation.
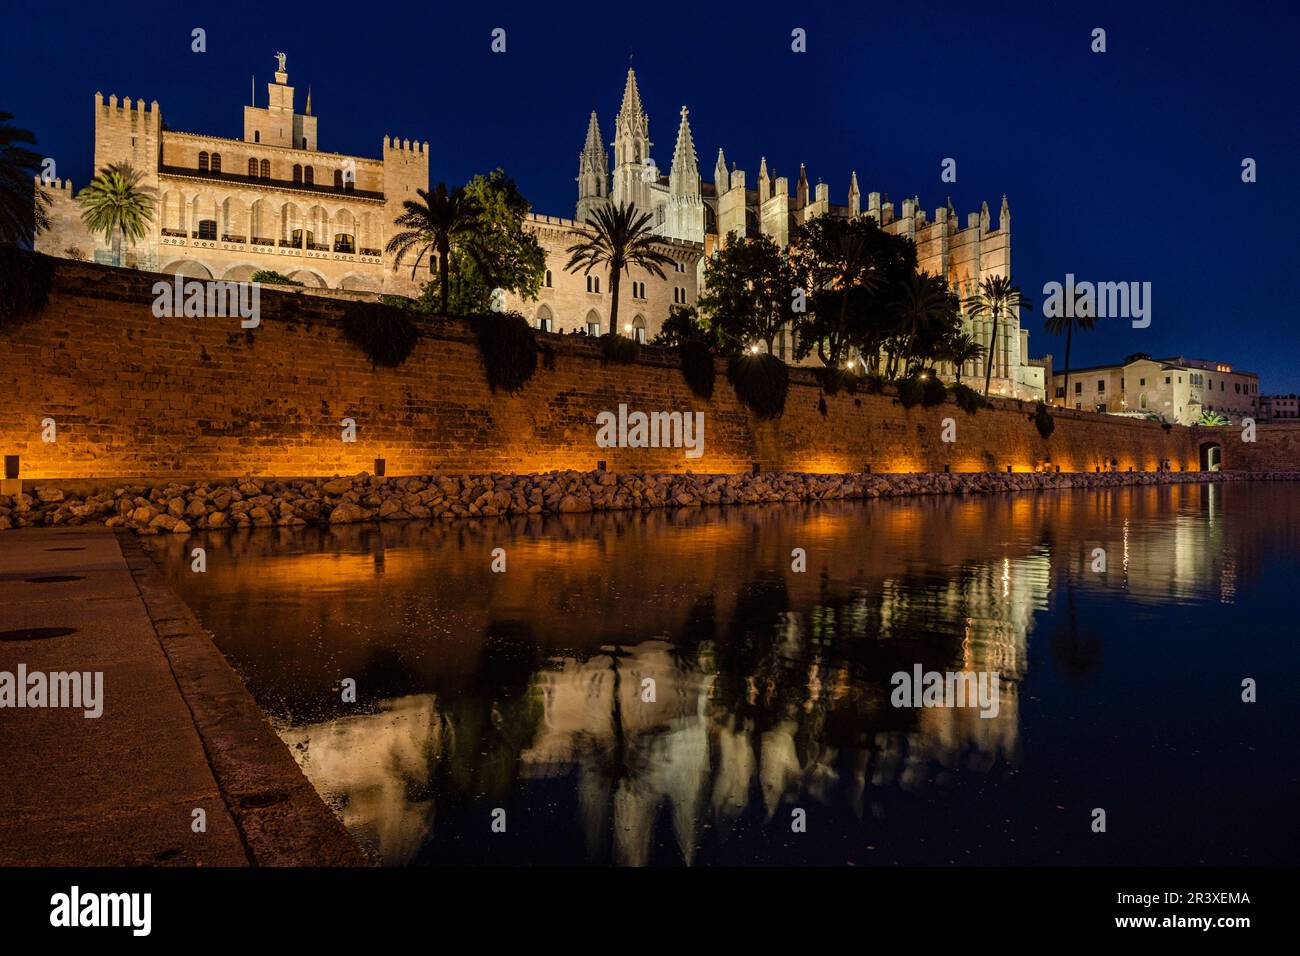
[221,234,246,244]
[161,228,186,238]
[360,247,381,258]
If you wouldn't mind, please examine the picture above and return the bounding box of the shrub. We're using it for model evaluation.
[0,246,54,327]
[951,382,986,414]
[679,339,716,400]
[863,373,885,394]
[474,310,537,393]
[1031,402,1055,439]
[921,374,948,407]
[250,270,303,286]
[600,332,640,364]
[814,365,861,395]
[727,352,789,419]
[896,376,925,409]
[378,293,420,310]
[341,301,419,367]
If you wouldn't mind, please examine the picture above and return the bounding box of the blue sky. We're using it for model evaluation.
[4,0,1298,389]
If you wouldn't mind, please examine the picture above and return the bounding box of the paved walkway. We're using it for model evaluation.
[0,527,361,866]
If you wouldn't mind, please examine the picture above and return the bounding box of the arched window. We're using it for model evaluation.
[211,153,221,174]
[198,151,209,173]
[545,269,552,288]
[254,131,260,143]
[248,158,258,177]
[333,232,355,254]
[537,305,553,333]
[260,159,270,178]
[293,164,302,184]
[304,166,314,186]
[585,310,601,336]
[631,315,646,344]
[334,170,343,191]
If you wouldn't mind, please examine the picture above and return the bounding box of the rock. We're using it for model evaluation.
[322,477,353,495]
[329,502,365,524]
[558,494,591,513]
[35,487,64,503]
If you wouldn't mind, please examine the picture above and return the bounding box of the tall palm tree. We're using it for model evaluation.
[940,331,986,385]
[0,113,49,245]
[386,182,482,314]
[892,271,958,375]
[77,163,155,267]
[966,275,1032,397]
[565,201,675,337]
[1043,290,1095,409]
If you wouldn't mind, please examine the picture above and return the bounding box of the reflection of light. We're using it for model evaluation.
[1122,519,1130,575]
[1002,557,1010,598]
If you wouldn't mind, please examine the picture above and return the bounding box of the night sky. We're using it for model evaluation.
[3,1,1297,390]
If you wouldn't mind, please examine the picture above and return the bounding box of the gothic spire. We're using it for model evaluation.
[669,106,699,197]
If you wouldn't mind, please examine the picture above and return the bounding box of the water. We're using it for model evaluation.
[148,482,1300,866]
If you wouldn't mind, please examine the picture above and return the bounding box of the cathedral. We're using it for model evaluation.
[568,68,1047,399]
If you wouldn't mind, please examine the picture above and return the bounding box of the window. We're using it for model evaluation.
[536,306,553,333]
[304,166,314,185]
[333,233,355,254]
[586,311,601,336]
[586,275,600,293]
[1235,383,1241,394]
[1097,380,1105,393]
[260,159,270,178]
[211,153,221,174]
[293,164,302,183]
[1121,378,1126,391]
[198,151,209,172]
[254,131,260,143]
[1055,386,1065,399]
[1074,381,1082,395]
[545,269,552,288]
[1165,376,1171,385]
[1139,377,1146,387]
[334,170,344,190]
[631,281,645,299]
[673,261,685,273]
[631,316,646,343]
[248,158,258,177]
[197,219,217,241]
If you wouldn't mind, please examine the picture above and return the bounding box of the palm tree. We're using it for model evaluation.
[386,182,482,314]
[940,331,986,385]
[77,163,155,267]
[1043,290,1096,409]
[565,201,675,338]
[965,275,1032,397]
[892,271,958,375]
[0,113,49,245]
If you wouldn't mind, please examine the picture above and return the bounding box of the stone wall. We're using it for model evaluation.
[0,260,1291,482]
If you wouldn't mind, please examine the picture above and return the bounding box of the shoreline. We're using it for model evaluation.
[3,469,1297,534]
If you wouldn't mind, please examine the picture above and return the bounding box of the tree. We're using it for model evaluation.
[891,271,961,375]
[1198,410,1230,427]
[938,331,986,385]
[789,214,914,371]
[696,233,799,356]
[0,113,49,245]
[386,182,482,314]
[565,201,675,339]
[965,275,1032,397]
[650,304,711,348]
[76,163,155,267]
[1042,290,1095,408]
[420,169,545,315]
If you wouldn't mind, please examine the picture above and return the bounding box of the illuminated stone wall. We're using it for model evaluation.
[2,260,1291,481]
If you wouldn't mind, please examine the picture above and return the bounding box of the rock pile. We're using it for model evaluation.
[1,469,1294,534]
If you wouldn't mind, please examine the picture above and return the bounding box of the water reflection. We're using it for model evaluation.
[150,482,1300,866]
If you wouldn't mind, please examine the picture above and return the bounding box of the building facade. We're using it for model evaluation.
[1050,354,1260,425]
[37,57,429,295]
[1260,394,1299,421]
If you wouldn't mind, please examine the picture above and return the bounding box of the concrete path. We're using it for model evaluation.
[0,527,362,866]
